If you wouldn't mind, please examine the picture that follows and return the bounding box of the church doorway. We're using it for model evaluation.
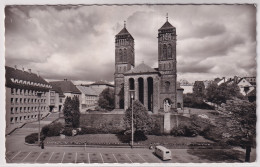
[147,77,153,112]
[163,98,172,112]
[138,78,144,104]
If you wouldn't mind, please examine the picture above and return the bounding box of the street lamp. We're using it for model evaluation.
[129,90,135,149]
[37,92,43,146]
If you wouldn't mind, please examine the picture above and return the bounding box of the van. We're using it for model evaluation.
[155,146,172,160]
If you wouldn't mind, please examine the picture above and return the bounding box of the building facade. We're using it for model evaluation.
[49,79,82,112]
[5,66,51,134]
[76,85,99,111]
[114,17,183,113]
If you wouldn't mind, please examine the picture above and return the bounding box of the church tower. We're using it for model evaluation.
[114,22,135,109]
[158,15,177,112]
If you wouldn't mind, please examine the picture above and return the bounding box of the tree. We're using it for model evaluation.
[63,96,80,128]
[224,100,256,162]
[206,82,244,106]
[63,97,73,126]
[124,100,153,140]
[71,96,80,128]
[98,87,115,111]
[193,81,205,98]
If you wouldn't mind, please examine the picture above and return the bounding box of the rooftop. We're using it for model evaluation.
[5,66,51,91]
[125,62,159,75]
[49,80,81,94]
[76,85,98,96]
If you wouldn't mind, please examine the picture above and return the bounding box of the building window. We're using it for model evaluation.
[28,107,30,112]
[11,88,14,95]
[16,89,19,95]
[10,117,14,124]
[29,90,31,95]
[163,44,167,60]
[20,89,23,95]
[20,98,23,104]
[24,98,26,104]
[25,90,28,95]
[24,116,26,120]
[59,98,62,103]
[11,107,14,114]
[167,44,172,58]
[15,107,18,113]
[123,48,127,62]
[11,98,14,104]
[15,98,19,104]
[20,107,23,113]
[24,107,26,113]
[15,117,18,123]
[165,81,170,92]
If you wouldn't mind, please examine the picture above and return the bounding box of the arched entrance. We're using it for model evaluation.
[138,78,144,104]
[129,78,135,105]
[163,98,172,112]
[147,77,153,112]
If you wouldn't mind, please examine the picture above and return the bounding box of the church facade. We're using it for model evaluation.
[114,17,183,114]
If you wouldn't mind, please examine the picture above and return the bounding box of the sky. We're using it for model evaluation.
[5,5,256,84]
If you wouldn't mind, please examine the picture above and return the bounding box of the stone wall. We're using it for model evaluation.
[80,113,190,134]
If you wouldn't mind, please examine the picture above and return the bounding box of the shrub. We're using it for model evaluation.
[25,133,38,144]
[63,127,73,136]
[171,123,198,137]
[134,130,148,141]
[41,122,63,137]
[148,117,163,135]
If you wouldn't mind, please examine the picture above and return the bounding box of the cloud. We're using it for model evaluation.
[5,5,256,83]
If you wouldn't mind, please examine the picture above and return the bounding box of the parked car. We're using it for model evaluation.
[155,146,172,160]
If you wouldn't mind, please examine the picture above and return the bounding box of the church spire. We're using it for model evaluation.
[166,13,168,22]
[124,20,126,28]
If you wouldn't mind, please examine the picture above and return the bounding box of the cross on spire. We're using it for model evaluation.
[124,21,126,28]
[166,13,168,21]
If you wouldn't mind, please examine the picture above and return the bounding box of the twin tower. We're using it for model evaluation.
[114,17,179,114]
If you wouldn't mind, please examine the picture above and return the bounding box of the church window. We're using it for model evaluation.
[165,81,170,92]
[167,44,172,58]
[124,66,126,72]
[163,44,167,60]
[123,48,127,62]
[119,49,123,62]
[163,64,166,70]
[169,63,171,69]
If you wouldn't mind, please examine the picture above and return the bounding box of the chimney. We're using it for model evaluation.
[14,65,17,70]
[223,77,225,82]
[22,67,24,72]
[37,71,40,77]
[28,69,31,74]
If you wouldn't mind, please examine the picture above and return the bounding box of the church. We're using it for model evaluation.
[114,16,184,114]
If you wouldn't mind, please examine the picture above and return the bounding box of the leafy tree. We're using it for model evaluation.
[63,96,80,128]
[63,97,73,126]
[71,96,80,128]
[124,100,153,135]
[98,87,115,111]
[205,82,244,106]
[193,81,205,98]
[224,100,256,162]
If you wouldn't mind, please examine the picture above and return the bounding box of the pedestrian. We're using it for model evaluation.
[149,143,153,150]
[41,141,44,149]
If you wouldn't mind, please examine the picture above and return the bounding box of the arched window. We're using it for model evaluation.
[167,44,172,58]
[163,44,167,60]
[169,63,171,69]
[119,49,123,62]
[165,81,170,92]
[129,78,135,90]
[123,48,127,62]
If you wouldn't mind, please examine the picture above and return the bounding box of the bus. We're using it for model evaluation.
[155,146,172,160]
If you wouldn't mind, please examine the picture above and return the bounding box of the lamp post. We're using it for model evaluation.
[37,92,43,146]
[129,90,135,149]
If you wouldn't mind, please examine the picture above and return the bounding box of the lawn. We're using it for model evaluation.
[45,134,213,147]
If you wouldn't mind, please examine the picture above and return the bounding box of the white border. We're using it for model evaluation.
[0,0,259,167]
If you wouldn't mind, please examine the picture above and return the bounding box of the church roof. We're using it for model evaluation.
[159,21,175,30]
[124,62,159,75]
[116,26,134,39]
[49,80,81,94]
[116,27,131,36]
